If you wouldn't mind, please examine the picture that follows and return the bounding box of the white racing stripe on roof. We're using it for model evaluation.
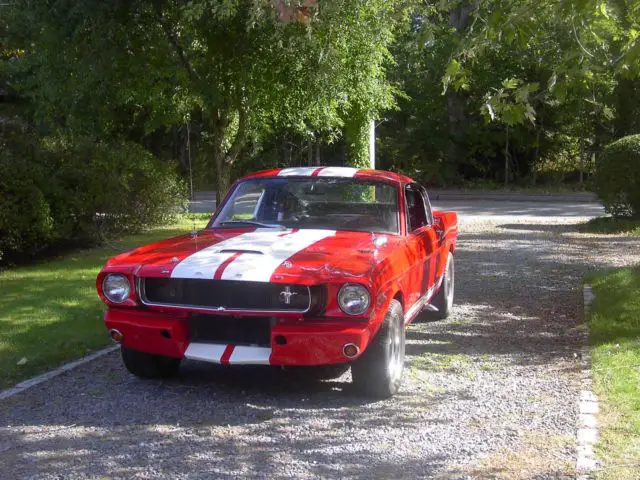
[278,167,321,176]
[220,229,335,282]
[316,167,359,177]
[277,167,359,177]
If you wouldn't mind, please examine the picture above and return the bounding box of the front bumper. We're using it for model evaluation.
[105,309,372,366]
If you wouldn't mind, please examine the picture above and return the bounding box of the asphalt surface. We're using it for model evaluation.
[3,201,638,480]
[190,196,606,220]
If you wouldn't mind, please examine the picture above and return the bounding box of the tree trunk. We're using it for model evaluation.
[215,156,232,206]
[579,136,585,185]
[307,137,313,166]
[532,126,541,185]
[445,2,477,166]
[446,91,466,165]
[211,108,247,205]
[315,140,321,166]
[504,125,510,186]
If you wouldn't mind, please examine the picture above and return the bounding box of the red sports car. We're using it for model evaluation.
[97,167,458,397]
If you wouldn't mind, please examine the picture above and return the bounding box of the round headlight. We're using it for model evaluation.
[338,284,370,315]
[102,274,131,304]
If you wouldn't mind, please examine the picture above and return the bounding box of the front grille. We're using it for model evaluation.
[189,314,272,347]
[140,277,322,313]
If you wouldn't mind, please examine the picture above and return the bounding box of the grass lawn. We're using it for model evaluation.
[587,267,640,479]
[579,217,640,235]
[0,214,210,390]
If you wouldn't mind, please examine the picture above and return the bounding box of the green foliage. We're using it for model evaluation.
[594,134,640,217]
[379,0,639,186]
[579,216,640,235]
[8,0,399,194]
[0,125,187,263]
[42,139,188,239]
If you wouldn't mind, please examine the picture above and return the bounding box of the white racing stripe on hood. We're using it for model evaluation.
[170,229,335,281]
[170,228,287,279]
[220,229,335,281]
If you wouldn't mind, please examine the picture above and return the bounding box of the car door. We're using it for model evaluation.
[404,184,439,308]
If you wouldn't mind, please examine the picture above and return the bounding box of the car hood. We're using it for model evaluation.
[106,227,404,285]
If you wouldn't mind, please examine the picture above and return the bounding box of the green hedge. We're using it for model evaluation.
[0,129,187,264]
[594,134,640,218]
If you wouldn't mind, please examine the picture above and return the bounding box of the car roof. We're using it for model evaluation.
[240,167,415,186]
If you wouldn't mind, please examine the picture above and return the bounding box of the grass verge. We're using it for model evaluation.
[587,267,640,479]
[0,214,210,390]
[579,217,640,235]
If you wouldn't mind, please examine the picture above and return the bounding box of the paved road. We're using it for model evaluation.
[3,203,637,480]
[191,197,605,220]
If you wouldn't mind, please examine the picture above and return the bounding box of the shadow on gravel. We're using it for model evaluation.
[5,222,634,478]
[0,362,453,478]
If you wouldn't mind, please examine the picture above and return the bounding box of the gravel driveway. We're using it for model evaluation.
[2,205,639,479]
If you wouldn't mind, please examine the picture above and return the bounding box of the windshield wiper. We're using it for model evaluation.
[218,220,286,230]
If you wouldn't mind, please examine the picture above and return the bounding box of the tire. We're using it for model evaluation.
[121,346,181,379]
[421,252,455,321]
[351,299,405,398]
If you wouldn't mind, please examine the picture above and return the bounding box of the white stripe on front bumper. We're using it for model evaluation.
[184,343,227,363]
[228,346,272,365]
[184,343,272,365]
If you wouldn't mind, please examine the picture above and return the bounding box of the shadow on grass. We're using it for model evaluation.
[578,216,640,235]
[0,220,207,389]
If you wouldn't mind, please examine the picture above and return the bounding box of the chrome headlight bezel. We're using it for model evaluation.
[338,283,371,316]
[102,273,131,304]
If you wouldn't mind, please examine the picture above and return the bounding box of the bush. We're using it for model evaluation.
[594,134,640,218]
[43,139,188,241]
[0,119,54,262]
[0,132,187,264]
[0,158,54,262]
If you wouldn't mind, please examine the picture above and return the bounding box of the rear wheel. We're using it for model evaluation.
[121,346,181,379]
[351,299,405,398]
[420,252,454,321]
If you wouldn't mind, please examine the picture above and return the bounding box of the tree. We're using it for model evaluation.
[9,0,398,200]
[379,0,639,186]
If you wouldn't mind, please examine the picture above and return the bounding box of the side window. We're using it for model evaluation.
[420,186,434,225]
[405,185,429,232]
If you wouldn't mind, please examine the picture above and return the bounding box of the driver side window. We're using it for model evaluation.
[405,185,429,232]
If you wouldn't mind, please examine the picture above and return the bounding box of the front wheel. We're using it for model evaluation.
[351,299,405,398]
[121,346,181,379]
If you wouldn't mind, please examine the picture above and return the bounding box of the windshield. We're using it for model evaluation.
[211,177,399,234]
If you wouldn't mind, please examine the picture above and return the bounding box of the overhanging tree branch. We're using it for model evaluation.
[153,5,201,83]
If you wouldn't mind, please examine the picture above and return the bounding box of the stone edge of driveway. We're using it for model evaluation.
[575,284,601,479]
[0,345,119,401]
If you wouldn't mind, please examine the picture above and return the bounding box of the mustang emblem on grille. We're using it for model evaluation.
[279,286,298,305]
